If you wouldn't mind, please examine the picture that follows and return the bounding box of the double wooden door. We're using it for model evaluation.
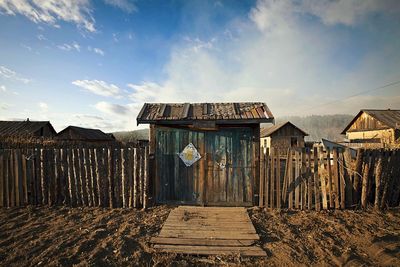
[155,126,255,206]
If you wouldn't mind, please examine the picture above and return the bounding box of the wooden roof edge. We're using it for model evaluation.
[261,121,308,137]
[262,103,274,119]
[136,103,148,125]
[342,109,400,134]
[136,117,274,125]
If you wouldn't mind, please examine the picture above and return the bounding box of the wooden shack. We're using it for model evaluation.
[260,121,308,153]
[136,102,274,206]
[0,120,56,139]
[56,126,115,143]
[341,109,400,147]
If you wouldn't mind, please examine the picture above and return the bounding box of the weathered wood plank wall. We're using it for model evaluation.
[260,147,400,210]
[0,145,149,208]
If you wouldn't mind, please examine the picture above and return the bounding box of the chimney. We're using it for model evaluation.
[26,118,30,121]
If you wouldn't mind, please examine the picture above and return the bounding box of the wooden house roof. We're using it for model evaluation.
[341,109,400,134]
[0,120,56,137]
[136,102,274,125]
[56,126,114,141]
[260,121,308,137]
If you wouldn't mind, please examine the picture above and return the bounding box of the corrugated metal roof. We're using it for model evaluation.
[341,109,400,134]
[136,102,274,124]
[0,120,56,137]
[56,126,114,141]
[260,121,308,137]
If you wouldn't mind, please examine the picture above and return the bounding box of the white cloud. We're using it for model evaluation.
[0,65,30,83]
[127,82,167,102]
[38,102,48,112]
[302,0,400,26]
[0,0,95,32]
[88,46,104,56]
[0,85,6,92]
[57,41,80,52]
[0,102,11,110]
[95,101,129,116]
[93,47,104,56]
[103,0,136,13]
[20,43,32,51]
[37,34,47,41]
[72,79,121,98]
[250,0,400,30]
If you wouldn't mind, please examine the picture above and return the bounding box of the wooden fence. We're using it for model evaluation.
[0,145,150,208]
[259,147,400,210]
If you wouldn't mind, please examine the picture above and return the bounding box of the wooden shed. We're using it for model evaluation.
[56,126,115,143]
[0,120,56,139]
[341,109,400,147]
[260,121,308,153]
[137,102,274,206]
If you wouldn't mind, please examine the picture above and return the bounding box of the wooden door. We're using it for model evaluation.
[155,127,205,204]
[155,126,254,206]
[205,128,254,206]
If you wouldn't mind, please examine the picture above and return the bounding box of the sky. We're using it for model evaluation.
[0,0,400,132]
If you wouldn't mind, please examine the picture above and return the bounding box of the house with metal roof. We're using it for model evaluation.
[0,120,56,139]
[260,121,308,153]
[341,109,400,147]
[136,102,274,206]
[56,126,115,143]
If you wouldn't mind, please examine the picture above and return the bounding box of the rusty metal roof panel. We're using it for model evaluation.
[137,102,274,125]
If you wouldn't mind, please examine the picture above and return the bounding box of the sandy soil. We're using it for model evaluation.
[0,206,399,266]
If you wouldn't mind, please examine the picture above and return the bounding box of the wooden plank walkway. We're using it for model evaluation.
[151,206,266,257]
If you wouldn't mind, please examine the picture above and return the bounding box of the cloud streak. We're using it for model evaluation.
[0,0,95,32]
[0,65,30,83]
[72,79,121,98]
[103,0,136,13]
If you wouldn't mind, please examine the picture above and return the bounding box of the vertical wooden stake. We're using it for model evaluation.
[288,149,293,210]
[318,147,328,210]
[259,150,265,207]
[264,148,270,209]
[313,147,320,211]
[332,148,340,209]
[143,146,149,209]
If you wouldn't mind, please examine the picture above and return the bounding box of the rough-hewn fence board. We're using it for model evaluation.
[260,147,400,211]
[0,144,149,208]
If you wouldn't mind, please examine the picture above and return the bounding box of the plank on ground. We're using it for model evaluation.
[154,244,266,257]
[151,237,255,246]
[158,232,259,240]
[161,225,256,233]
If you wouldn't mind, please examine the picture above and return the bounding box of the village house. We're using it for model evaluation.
[136,102,274,206]
[56,126,115,143]
[260,121,308,153]
[0,120,57,139]
[341,109,400,148]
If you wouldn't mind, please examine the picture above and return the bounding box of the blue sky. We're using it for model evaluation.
[0,0,400,132]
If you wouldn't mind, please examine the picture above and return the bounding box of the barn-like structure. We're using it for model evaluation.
[341,109,400,147]
[0,120,56,139]
[260,121,308,153]
[56,126,115,143]
[137,102,274,206]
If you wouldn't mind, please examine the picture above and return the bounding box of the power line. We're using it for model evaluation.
[302,80,400,112]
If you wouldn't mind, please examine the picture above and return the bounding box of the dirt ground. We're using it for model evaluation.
[0,205,399,266]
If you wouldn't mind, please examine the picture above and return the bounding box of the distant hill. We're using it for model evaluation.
[114,114,353,143]
[112,129,149,143]
[273,114,353,142]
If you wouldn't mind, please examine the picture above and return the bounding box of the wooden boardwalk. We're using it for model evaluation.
[151,206,266,257]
